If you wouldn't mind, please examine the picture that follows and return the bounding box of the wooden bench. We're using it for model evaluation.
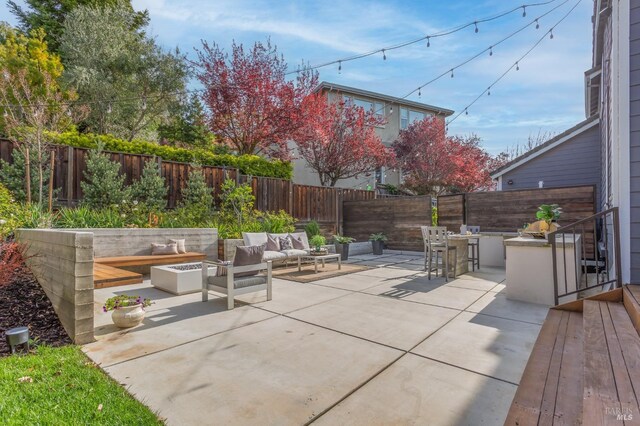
[506,286,640,425]
[94,252,207,289]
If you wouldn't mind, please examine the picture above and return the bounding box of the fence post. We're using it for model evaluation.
[335,189,341,235]
[288,180,294,216]
[66,146,74,207]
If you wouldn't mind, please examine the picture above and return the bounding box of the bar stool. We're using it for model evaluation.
[468,226,480,271]
[421,226,457,281]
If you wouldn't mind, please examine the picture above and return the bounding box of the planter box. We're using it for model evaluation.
[218,239,244,262]
[151,262,203,295]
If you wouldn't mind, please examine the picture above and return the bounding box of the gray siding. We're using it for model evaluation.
[630,0,640,282]
[501,124,601,203]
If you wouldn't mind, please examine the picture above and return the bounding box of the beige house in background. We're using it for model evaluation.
[291,82,454,190]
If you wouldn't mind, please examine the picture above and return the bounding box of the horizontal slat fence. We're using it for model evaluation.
[0,139,375,232]
[437,186,597,258]
[343,196,432,251]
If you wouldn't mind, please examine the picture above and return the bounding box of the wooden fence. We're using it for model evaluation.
[0,140,375,232]
[437,185,597,258]
[343,196,432,251]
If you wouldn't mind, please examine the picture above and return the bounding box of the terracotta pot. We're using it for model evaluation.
[111,304,145,328]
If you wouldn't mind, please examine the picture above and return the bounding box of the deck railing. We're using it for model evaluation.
[550,207,621,305]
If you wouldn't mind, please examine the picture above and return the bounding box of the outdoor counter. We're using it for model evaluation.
[504,235,582,306]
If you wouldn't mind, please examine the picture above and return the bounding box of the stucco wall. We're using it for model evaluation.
[17,229,95,344]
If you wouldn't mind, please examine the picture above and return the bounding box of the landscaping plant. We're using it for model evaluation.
[333,235,355,244]
[130,159,167,212]
[102,295,152,312]
[536,204,562,225]
[81,147,129,209]
[305,220,321,238]
[309,235,326,251]
[369,233,388,242]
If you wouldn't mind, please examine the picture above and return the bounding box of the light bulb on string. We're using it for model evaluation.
[549,29,554,39]
[450,69,454,78]
[487,87,491,96]
[426,36,430,48]
[338,61,342,74]
[418,87,421,98]
[535,19,540,29]
[382,49,387,60]
[522,6,526,17]
[141,98,147,110]
[516,61,520,71]
[474,22,479,33]
[107,103,112,114]
[465,108,468,116]
[489,46,493,56]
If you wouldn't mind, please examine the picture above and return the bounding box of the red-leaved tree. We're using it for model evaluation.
[393,117,495,195]
[195,39,317,160]
[294,94,395,187]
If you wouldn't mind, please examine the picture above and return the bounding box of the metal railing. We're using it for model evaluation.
[549,207,621,305]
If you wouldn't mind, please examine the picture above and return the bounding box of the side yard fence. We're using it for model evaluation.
[0,140,375,234]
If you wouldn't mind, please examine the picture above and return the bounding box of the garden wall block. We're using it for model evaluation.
[16,229,95,345]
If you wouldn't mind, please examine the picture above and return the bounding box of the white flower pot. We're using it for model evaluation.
[111,304,145,328]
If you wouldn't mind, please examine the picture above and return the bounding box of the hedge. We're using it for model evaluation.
[47,132,293,179]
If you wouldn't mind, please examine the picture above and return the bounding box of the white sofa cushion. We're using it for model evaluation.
[243,232,268,246]
[281,249,308,257]
[263,251,288,261]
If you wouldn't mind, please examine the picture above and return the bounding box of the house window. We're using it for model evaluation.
[400,107,431,129]
[374,101,385,120]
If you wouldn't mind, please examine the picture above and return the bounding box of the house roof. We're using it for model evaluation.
[490,115,600,179]
[314,81,454,116]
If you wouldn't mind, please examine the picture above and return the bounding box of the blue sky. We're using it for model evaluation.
[0,0,593,155]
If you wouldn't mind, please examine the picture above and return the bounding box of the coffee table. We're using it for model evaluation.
[299,253,342,273]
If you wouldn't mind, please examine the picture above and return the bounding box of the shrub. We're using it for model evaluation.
[0,148,57,205]
[218,179,255,228]
[0,184,21,238]
[257,210,296,234]
[81,148,129,209]
[0,241,28,287]
[130,159,167,212]
[48,131,293,179]
[305,220,321,238]
[13,204,55,229]
[431,206,438,226]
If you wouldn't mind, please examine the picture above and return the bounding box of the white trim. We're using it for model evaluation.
[497,176,503,191]
[490,118,600,179]
[612,0,631,283]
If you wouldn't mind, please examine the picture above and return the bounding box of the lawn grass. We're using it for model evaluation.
[0,345,163,425]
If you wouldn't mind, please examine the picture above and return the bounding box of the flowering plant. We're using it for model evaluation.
[102,295,152,312]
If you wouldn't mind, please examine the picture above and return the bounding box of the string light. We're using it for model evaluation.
[516,61,520,70]
[549,28,554,39]
[418,87,422,98]
[141,98,147,110]
[489,46,493,56]
[450,69,454,78]
[522,6,527,17]
[487,87,491,96]
[465,108,468,115]
[535,18,540,29]
[107,103,112,114]
[338,61,342,73]
[382,49,387,60]
[474,22,479,33]
[285,0,559,75]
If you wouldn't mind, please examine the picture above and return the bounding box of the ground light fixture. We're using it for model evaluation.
[5,326,29,354]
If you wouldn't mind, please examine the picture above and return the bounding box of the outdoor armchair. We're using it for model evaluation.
[202,260,273,310]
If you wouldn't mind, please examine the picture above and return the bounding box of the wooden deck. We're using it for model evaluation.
[95,252,206,267]
[506,286,640,425]
[94,263,143,289]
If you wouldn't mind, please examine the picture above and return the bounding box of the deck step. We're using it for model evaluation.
[583,300,640,424]
[623,285,640,334]
[505,309,584,425]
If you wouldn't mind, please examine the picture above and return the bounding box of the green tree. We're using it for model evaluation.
[179,167,212,211]
[0,26,86,205]
[59,1,187,140]
[158,94,215,149]
[7,0,148,53]
[219,179,255,228]
[130,159,167,211]
[0,148,56,203]
[80,148,128,209]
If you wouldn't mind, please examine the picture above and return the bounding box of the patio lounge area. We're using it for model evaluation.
[84,252,547,425]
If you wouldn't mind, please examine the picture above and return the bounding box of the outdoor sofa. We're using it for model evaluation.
[242,232,310,264]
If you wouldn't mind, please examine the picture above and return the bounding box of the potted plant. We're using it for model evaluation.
[369,233,388,255]
[309,235,327,255]
[103,295,152,328]
[523,204,562,238]
[333,235,355,261]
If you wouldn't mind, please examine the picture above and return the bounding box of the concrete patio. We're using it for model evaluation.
[84,252,548,425]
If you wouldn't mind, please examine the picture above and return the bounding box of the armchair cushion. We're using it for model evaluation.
[266,234,280,251]
[278,236,293,250]
[233,245,265,277]
[281,249,308,257]
[243,232,268,247]
[207,275,267,289]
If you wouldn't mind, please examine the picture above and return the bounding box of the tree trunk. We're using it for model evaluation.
[24,147,31,204]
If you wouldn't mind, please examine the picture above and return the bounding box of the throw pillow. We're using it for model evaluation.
[233,245,265,277]
[169,238,186,254]
[278,236,293,251]
[266,234,280,251]
[289,233,309,250]
[151,243,178,255]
